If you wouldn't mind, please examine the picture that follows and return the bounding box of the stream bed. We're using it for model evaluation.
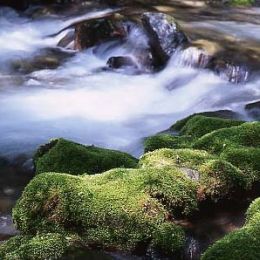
[0,1,259,259]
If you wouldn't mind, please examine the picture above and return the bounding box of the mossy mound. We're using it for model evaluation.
[202,198,260,260]
[140,149,248,201]
[144,134,192,153]
[0,233,73,260]
[170,111,241,132]
[144,114,243,153]
[10,167,198,256]
[194,122,260,180]
[34,138,138,175]
[172,115,243,138]
[246,198,260,224]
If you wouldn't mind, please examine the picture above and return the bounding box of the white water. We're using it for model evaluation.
[0,7,259,157]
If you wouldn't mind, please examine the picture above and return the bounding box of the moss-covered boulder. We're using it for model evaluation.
[34,138,138,175]
[140,149,249,201]
[202,197,260,260]
[9,166,200,257]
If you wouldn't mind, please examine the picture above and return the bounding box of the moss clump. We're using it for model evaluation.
[34,138,138,175]
[246,198,260,224]
[170,111,241,132]
[144,134,192,153]
[12,167,195,255]
[193,122,260,181]
[176,115,243,138]
[0,233,72,260]
[139,148,214,169]
[140,149,249,202]
[230,0,255,6]
[151,222,185,255]
[202,198,260,260]
[198,159,248,201]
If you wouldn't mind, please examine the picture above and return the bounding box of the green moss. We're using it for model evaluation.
[221,147,260,181]
[34,138,138,175]
[12,167,194,254]
[170,111,241,132]
[177,115,243,138]
[151,222,185,255]
[198,159,249,201]
[246,198,260,224]
[193,122,260,180]
[140,149,249,202]
[230,0,255,6]
[194,122,260,152]
[144,134,192,153]
[0,233,73,260]
[139,148,214,169]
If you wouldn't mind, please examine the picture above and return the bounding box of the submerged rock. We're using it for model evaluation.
[34,138,138,175]
[107,56,138,69]
[142,12,189,67]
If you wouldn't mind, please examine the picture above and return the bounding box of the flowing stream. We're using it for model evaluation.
[0,2,259,259]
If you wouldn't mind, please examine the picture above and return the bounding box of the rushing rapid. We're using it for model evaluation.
[0,6,259,158]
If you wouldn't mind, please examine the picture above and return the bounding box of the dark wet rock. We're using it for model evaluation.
[245,101,260,120]
[208,59,249,83]
[57,30,75,48]
[107,56,138,69]
[74,14,127,51]
[10,48,74,74]
[142,12,189,67]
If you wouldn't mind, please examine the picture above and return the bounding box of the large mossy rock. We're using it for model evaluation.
[202,197,260,260]
[8,167,199,257]
[34,138,138,175]
[140,148,248,202]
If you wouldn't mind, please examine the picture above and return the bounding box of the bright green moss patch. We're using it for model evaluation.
[178,115,243,138]
[246,198,260,224]
[193,122,260,180]
[0,233,72,260]
[170,111,241,132]
[194,122,260,153]
[12,168,193,255]
[144,134,192,153]
[34,138,138,175]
